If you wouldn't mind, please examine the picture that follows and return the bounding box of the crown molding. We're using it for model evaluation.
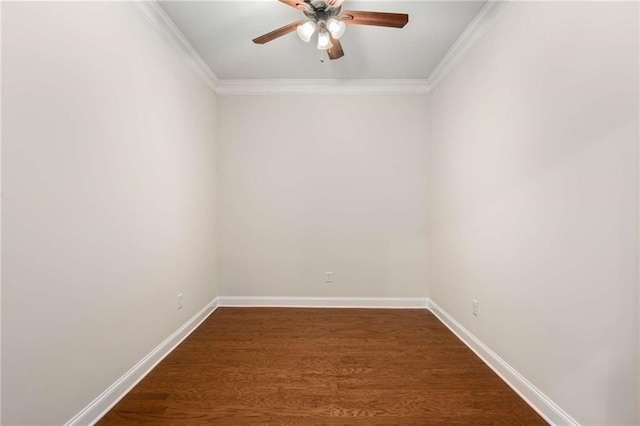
[131,1,428,95]
[425,0,514,92]
[131,1,219,92]
[215,79,431,95]
[131,0,512,95]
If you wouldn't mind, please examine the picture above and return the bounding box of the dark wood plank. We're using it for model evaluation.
[98,308,547,425]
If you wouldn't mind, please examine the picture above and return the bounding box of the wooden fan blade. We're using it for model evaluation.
[340,11,409,28]
[253,21,303,44]
[278,0,310,11]
[328,37,344,60]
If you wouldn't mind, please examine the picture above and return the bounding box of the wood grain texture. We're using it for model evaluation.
[340,11,409,28]
[98,308,547,425]
[328,37,344,60]
[253,21,302,44]
[278,0,310,11]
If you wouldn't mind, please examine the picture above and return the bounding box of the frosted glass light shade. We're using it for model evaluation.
[317,30,331,50]
[296,21,317,42]
[326,18,346,39]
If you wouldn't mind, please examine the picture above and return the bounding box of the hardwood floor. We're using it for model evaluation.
[98,308,547,425]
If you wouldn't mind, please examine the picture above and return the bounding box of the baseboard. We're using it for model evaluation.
[65,296,576,425]
[65,297,219,426]
[217,296,428,309]
[426,299,579,426]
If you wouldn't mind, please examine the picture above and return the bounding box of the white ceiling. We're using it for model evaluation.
[158,0,486,81]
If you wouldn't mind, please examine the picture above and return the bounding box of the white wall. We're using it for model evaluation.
[427,2,639,425]
[1,2,217,424]
[217,94,428,298]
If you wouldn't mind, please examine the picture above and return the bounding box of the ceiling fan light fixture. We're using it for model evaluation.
[326,17,346,39]
[296,20,317,42]
[317,30,332,50]
[252,1,409,60]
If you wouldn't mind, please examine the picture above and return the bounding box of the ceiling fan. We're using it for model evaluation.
[252,0,409,60]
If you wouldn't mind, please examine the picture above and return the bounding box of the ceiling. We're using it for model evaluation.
[158,1,486,81]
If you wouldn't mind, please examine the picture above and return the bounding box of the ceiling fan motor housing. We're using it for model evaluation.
[303,0,341,22]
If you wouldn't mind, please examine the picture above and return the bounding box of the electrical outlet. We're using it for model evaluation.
[178,293,183,310]
[325,272,333,283]
[472,299,479,316]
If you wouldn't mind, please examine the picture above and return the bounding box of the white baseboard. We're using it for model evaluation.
[65,297,219,426]
[65,296,576,426]
[426,299,579,426]
[217,296,428,309]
